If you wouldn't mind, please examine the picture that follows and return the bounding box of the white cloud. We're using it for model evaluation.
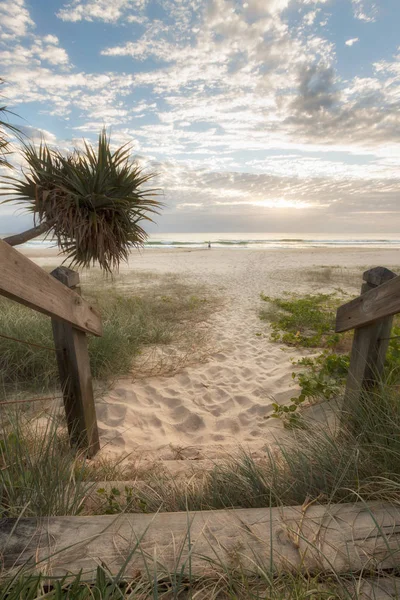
[57,0,148,23]
[0,0,34,39]
[1,0,400,233]
[244,0,290,15]
[345,37,359,46]
[303,9,319,25]
[352,0,377,22]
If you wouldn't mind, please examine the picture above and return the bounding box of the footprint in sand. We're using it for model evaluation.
[96,402,127,427]
[170,405,195,423]
[175,413,205,433]
[162,396,182,409]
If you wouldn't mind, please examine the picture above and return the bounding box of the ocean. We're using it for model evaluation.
[9,232,400,250]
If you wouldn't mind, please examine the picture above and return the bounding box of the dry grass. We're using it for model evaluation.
[0,270,220,400]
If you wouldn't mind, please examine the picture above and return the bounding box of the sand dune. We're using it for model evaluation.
[26,246,400,462]
[92,247,399,461]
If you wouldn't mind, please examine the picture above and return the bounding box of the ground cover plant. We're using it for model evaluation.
[259,292,343,349]
[0,271,216,400]
[259,280,400,428]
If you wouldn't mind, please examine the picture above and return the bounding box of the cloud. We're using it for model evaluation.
[345,37,359,46]
[243,0,290,16]
[146,159,400,234]
[12,125,57,144]
[56,0,148,23]
[1,0,400,235]
[292,63,339,114]
[0,0,34,39]
[352,0,377,22]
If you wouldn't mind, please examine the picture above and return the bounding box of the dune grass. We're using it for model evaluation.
[3,376,400,518]
[0,272,215,400]
[1,389,400,597]
[2,267,400,596]
[0,563,380,599]
[0,564,387,599]
[0,412,91,517]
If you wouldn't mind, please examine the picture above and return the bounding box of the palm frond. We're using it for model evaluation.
[2,129,162,272]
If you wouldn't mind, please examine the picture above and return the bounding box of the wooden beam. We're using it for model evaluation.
[342,267,397,410]
[52,267,100,457]
[0,239,102,336]
[336,270,400,333]
[1,502,400,578]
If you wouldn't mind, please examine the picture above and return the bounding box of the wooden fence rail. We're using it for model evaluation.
[336,266,398,408]
[0,239,101,456]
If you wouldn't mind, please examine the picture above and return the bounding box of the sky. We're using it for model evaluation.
[0,0,400,235]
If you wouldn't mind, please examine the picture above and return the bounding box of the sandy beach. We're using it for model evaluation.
[24,246,400,462]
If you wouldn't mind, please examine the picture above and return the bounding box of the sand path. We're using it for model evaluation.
[93,247,399,461]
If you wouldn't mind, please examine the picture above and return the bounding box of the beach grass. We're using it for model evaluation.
[0,411,92,517]
[3,377,400,518]
[0,561,382,599]
[2,361,400,596]
[0,273,216,400]
[0,563,391,599]
[2,388,400,597]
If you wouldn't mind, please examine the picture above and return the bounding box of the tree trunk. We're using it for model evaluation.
[3,221,53,247]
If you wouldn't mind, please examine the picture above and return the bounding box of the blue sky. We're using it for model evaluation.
[1,0,400,234]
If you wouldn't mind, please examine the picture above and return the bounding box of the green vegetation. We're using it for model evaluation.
[0,78,20,170]
[260,292,342,348]
[2,388,400,596]
[0,413,91,517]
[2,130,161,271]
[0,565,377,599]
[260,288,400,428]
[0,273,215,399]
[3,383,399,519]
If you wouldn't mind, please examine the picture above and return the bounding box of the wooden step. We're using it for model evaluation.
[2,502,400,579]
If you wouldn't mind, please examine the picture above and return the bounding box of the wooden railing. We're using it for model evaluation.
[336,266,399,406]
[0,239,101,457]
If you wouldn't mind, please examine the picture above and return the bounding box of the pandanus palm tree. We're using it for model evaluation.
[2,130,162,272]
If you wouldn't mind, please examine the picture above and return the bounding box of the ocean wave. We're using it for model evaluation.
[13,236,400,250]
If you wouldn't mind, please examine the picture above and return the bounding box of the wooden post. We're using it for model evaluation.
[51,267,100,458]
[343,266,396,410]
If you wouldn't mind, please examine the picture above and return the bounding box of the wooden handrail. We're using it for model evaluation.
[336,271,400,333]
[337,267,397,411]
[0,239,102,336]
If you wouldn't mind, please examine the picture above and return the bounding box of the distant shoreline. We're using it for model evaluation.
[4,232,400,252]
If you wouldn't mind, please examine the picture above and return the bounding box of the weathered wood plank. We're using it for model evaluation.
[343,268,396,410]
[52,268,100,457]
[336,272,400,333]
[1,503,400,578]
[350,578,400,600]
[0,239,102,336]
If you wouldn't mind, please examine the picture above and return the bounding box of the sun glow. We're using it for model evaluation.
[216,198,314,209]
[250,198,313,209]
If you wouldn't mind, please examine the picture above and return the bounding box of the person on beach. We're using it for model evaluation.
[208,241,211,249]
